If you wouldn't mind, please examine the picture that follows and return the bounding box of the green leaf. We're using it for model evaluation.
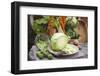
[32,16,49,34]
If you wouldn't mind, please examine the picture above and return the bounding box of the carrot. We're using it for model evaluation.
[59,16,67,33]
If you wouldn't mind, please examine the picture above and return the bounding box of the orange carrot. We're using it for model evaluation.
[59,16,66,33]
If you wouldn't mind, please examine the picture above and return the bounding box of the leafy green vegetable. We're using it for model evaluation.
[36,49,53,60]
[41,50,49,56]
[51,33,70,51]
[47,54,53,60]
[41,50,53,60]
[35,34,54,60]
[32,16,50,34]
[62,44,79,54]
[54,17,60,30]
[36,40,48,51]
[67,17,79,28]
[36,51,45,59]
[67,28,79,39]
[66,17,80,39]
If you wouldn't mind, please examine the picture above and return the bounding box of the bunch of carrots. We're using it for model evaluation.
[47,16,67,36]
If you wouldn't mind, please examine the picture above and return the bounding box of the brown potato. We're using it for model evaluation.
[69,39,80,48]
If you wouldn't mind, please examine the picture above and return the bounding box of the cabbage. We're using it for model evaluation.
[62,44,79,54]
[51,33,70,51]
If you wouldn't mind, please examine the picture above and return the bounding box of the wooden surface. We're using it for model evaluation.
[78,17,88,43]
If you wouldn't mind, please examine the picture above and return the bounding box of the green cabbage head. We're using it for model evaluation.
[51,33,70,51]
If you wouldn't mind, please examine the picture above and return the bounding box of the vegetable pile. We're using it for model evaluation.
[35,34,53,60]
[36,39,53,60]
[31,16,80,60]
[50,33,79,55]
